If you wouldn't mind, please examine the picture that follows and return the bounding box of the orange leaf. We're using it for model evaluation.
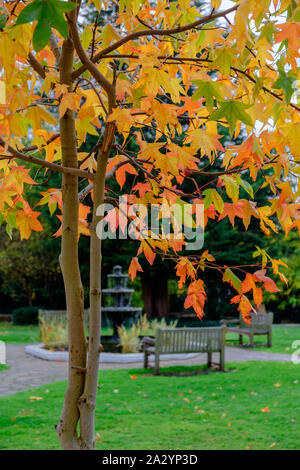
[128,257,143,281]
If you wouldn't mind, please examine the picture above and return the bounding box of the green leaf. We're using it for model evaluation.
[273,71,296,103]
[192,80,223,112]
[47,1,69,38]
[33,19,51,52]
[0,6,7,29]
[223,268,242,293]
[16,0,77,51]
[16,0,43,25]
[238,177,254,199]
[208,101,253,136]
[52,0,77,12]
[213,48,233,76]
[202,188,224,214]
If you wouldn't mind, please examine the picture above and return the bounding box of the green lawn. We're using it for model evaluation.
[0,323,113,344]
[0,361,299,450]
[0,364,9,372]
[225,325,300,354]
[0,324,40,344]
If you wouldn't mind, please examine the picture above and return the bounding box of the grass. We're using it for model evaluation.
[0,323,113,344]
[225,325,300,354]
[0,364,9,372]
[0,324,40,344]
[0,361,299,450]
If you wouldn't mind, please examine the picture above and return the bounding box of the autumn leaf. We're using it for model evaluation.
[16,206,43,240]
[275,22,300,54]
[59,92,79,118]
[184,279,207,319]
[107,108,137,135]
[231,294,253,323]
[176,257,196,289]
[253,269,280,293]
[137,240,156,265]
[29,396,43,401]
[128,256,143,281]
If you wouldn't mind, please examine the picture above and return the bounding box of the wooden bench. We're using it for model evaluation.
[222,312,273,347]
[143,326,226,375]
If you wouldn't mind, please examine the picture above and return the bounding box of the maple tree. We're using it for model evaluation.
[0,0,300,450]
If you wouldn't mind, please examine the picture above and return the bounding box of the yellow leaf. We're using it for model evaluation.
[211,0,221,9]
[0,81,6,104]
[59,93,79,119]
[220,175,240,203]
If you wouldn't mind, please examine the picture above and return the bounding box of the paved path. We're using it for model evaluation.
[0,343,292,397]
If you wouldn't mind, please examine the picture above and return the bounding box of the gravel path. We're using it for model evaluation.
[0,343,292,397]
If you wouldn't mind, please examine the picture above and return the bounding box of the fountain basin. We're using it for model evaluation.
[25,344,199,363]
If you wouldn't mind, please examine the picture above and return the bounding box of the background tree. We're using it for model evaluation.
[0,0,299,449]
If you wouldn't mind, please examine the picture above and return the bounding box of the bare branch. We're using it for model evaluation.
[50,31,61,63]
[27,52,46,79]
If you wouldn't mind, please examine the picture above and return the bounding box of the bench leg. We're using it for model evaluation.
[220,349,225,372]
[249,334,254,347]
[239,334,243,345]
[207,352,212,369]
[143,349,148,369]
[267,331,272,348]
[154,351,160,375]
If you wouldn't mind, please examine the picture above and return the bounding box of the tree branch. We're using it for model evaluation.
[27,52,46,79]
[0,137,94,180]
[50,31,61,63]
[72,5,239,80]
[67,11,116,111]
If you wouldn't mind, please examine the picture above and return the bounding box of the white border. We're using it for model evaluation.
[25,344,198,363]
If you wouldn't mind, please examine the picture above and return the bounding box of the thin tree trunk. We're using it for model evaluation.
[78,122,115,449]
[56,38,87,450]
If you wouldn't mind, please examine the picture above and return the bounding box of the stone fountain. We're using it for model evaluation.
[102,265,142,338]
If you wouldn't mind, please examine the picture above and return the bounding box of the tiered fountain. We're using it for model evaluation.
[102,265,142,338]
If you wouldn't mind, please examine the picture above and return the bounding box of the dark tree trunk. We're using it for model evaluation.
[141,268,169,318]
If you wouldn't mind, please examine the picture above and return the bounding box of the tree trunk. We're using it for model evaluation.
[78,122,115,449]
[56,38,87,450]
[141,269,169,318]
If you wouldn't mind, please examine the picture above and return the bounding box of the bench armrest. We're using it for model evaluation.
[142,336,156,348]
[220,319,239,326]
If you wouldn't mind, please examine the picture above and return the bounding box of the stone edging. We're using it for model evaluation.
[25,344,199,363]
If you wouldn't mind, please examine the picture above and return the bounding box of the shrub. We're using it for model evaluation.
[39,312,68,346]
[137,313,178,336]
[117,324,141,353]
[117,314,179,353]
[12,306,40,325]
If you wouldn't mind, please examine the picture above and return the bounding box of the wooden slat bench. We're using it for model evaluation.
[143,326,226,375]
[222,312,273,348]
